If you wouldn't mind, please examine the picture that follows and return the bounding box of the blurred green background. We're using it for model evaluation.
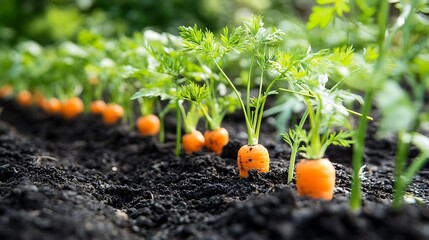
[0,0,312,45]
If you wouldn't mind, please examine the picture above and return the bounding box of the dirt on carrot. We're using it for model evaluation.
[296,158,336,200]
[237,144,270,178]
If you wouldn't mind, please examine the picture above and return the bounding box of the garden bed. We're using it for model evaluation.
[0,100,428,240]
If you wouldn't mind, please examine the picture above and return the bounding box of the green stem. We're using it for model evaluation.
[158,102,175,144]
[247,57,254,123]
[252,70,265,138]
[175,100,182,157]
[287,109,309,184]
[350,89,373,212]
[350,0,389,213]
[213,59,255,145]
[305,97,321,159]
[392,131,410,209]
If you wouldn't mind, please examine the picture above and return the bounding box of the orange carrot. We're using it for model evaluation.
[204,127,229,155]
[296,158,335,200]
[237,144,270,178]
[39,98,51,112]
[61,97,84,120]
[89,100,107,115]
[0,85,13,98]
[102,103,124,125]
[182,130,205,155]
[46,98,62,115]
[136,114,160,136]
[33,91,46,108]
[16,90,33,107]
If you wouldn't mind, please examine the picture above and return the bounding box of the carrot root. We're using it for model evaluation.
[182,130,205,155]
[296,158,335,200]
[102,103,124,125]
[204,127,229,155]
[237,144,270,178]
[136,114,160,136]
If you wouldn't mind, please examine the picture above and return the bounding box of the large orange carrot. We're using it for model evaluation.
[204,127,229,155]
[61,97,84,119]
[296,158,335,200]
[182,130,205,155]
[136,114,160,136]
[102,103,124,125]
[89,100,107,115]
[237,144,270,178]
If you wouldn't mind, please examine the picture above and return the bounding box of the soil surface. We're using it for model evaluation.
[0,100,428,240]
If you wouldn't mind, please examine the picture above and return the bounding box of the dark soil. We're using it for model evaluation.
[0,100,428,240]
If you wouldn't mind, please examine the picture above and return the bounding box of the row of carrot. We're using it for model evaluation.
[3,8,427,211]
[1,84,233,157]
[1,16,358,202]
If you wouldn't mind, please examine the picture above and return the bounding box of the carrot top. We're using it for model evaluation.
[281,74,365,160]
[179,16,284,145]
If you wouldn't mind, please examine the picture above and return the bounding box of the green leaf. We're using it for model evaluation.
[317,0,350,16]
[375,81,416,136]
[328,130,354,147]
[402,132,429,155]
[131,87,174,101]
[307,6,335,29]
[177,82,210,103]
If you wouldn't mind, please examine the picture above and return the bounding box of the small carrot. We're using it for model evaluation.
[89,100,107,115]
[182,130,205,155]
[33,91,46,108]
[0,85,13,98]
[39,98,51,112]
[296,158,335,200]
[16,90,33,107]
[204,127,229,155]
[46,98,62,115]
[136,114,160,136]
[102,103,124,125]
[237,144,270,178]
[61,97,84,120]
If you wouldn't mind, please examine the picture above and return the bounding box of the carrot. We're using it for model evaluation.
[102,103,124,125]
[237,144,270,178]
[182,130,205,155]
[61,97,84,120]
[136,114,160,136]
[46,98,62,115]
[34,91,46,108]
[204,127,229,155]
[39,98,51,112]
[296,158,336,200]
[0,85,13,98]
[89,100,107,115]
[16,90,33,107]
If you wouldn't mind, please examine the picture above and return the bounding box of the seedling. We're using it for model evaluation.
[176,83,208,154]
[281,73,363,199]
[180,15,284,177]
